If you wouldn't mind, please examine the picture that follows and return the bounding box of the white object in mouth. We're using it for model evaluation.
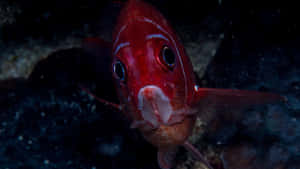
[137,85,173,127]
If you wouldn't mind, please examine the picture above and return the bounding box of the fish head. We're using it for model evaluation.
[112,0,196,131]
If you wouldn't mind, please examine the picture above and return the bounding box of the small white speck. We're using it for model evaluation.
[28,140,32,144]
[217,141,222,145]
[18,135,23,141]
[84,24,89,31]
[194,85,199,92]
[54,146,59,150]
[8,92,15,97]
[219,33,224,39]
[88,94,95,101]
[44,160,50,165]
[91,105,96,112]
[15,112,20,119]
[43,12,51,19]
[67,160,73,165]
[41,112,46,117]
[40,75,44,79]
[211,49,216,56]
[41,127,46,133]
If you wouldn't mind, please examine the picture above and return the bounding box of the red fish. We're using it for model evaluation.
[82,0,284,168]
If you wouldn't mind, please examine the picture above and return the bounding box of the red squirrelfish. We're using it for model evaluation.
[82,0,284,168]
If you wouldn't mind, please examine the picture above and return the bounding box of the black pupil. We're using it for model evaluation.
[114,62,125,80]
[163,46,175,66]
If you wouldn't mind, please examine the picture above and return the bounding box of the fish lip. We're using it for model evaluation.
[131,108,194,132]
[137,85,195,130]
[137,85,173,127]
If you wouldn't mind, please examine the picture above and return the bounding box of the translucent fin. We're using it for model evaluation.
[193,88,285,111]
[193,87,286,126]
[183,141,213,169]
[157,149,177,169]
[79,84,123,111]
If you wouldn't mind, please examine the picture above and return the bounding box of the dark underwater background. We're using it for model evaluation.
[0,0,299,169]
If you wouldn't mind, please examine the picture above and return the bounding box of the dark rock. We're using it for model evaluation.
[0,48,157,169]
[202,6,300,168]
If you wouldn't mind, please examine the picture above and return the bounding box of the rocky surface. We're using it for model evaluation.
[0,48,157,169]
[0,37,81,80]
[0,1,21,26]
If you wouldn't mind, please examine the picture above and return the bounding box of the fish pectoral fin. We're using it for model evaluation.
[193,88,285,124]
[194,88,284,109]
[79,85,123,111]
[157,149,177,169]
[183,141,214,169]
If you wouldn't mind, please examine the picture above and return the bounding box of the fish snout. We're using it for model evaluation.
[137,85,173,127]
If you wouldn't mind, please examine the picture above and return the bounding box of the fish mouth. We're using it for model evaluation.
[137,85,185,129]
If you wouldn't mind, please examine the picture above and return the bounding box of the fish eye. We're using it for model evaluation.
[113,61,126,81]
[161,45,176,69]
